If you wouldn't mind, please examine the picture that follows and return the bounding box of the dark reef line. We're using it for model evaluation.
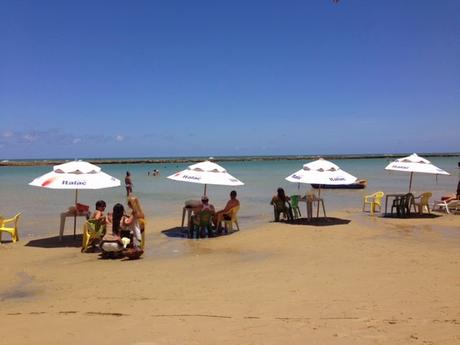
[1,153,459,167]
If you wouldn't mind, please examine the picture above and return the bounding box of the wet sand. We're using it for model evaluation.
[1,212,460,345]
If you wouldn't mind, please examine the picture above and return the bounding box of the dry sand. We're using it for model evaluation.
[1,211,460,345]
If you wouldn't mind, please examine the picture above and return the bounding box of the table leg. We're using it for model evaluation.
[181,207,186,227]
[187,209,192,229]
[59,213,67,241]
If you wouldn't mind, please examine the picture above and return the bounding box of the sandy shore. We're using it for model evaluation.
[1,211,460,345]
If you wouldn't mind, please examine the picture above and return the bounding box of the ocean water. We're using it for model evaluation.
[1,155,459,238]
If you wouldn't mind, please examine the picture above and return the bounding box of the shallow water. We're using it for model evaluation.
[0,156,458,237]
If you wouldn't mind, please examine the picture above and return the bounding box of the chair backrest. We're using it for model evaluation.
[290,195,300,208]
[420,192,432,204]
[138,218,146,249]
[198,210,213,226]
[14,213,21,227]
[272,198,288,211]
[404,193,414,208]
[138,218,145,231]
[227,206,240,221]
[374,191,384,205]
[86,219,106,236]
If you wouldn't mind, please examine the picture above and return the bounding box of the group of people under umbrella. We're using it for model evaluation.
[25,153,454,252]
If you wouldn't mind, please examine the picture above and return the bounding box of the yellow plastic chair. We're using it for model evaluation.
[413,192,432,214]
[139,218,146,249]
[223,206,240,234]
[81,219,106,252]
[0,213,21,243]
[362,191,384,215]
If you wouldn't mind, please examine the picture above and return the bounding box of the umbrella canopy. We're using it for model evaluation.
[29,161,120,189]
[167,160,244,195]
[285,158,357,185]
[385,153,450,191]
[29,160,121,237]
[285,158,358,218]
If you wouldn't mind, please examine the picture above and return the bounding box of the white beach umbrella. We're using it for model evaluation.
[29,160,121,236]
[385,153,450,192]
[285,158,358,217]
[167,160,244,196]
[285,158,357,186]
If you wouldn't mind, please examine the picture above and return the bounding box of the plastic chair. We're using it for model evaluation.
[0,213,21,243]
[362,191,384,215]
[190,210,214,238]
[413,192,432,214]
[290,195,302,219]
[272,199,293,222]
[223,206,240,234]
[81,219,106,252]
[433,199,460,214]
[391,193,414,217]
[139,218,146,249]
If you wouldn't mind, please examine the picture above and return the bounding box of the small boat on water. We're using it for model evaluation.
[311,179,367,190]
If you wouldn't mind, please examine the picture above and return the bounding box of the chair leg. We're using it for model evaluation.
[274,209,280,222]
[321,200,327,218]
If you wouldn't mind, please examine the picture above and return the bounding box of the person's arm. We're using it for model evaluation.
[223,200,239,213]
[122,214,134,226]
[222,201,232,213]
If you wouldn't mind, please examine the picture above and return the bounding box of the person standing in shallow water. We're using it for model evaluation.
[125,171,133,196]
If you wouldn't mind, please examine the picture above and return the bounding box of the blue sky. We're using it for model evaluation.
[1,0,459,159]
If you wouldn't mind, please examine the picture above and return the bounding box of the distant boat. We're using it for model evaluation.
[311,179,367,190]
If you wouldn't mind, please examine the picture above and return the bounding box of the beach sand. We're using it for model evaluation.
[1,211,460,345]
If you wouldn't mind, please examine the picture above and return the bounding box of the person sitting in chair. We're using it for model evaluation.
[191,196,215,235]
[271,187,293,221]
[84,200,107,250]
[100,203,125,259]
[214,190,240,232]
[91,200,107,224]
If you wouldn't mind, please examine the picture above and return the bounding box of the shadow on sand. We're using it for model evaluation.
[161,226,239,239]
[283,217,351,227]
[25,234,83,248]
[382,213,441,219]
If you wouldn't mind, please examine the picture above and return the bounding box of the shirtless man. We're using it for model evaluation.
[214,190,240,231]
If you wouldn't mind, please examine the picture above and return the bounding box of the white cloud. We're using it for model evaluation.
[23,133,38,142]
[115,135,124,142]
[2,131,13,139]
[72,138,82,144]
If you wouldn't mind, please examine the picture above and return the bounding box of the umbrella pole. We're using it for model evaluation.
[408,172,413,192]
[204,184,207,196]
[317,187,321,218]
[73,189,78,239]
